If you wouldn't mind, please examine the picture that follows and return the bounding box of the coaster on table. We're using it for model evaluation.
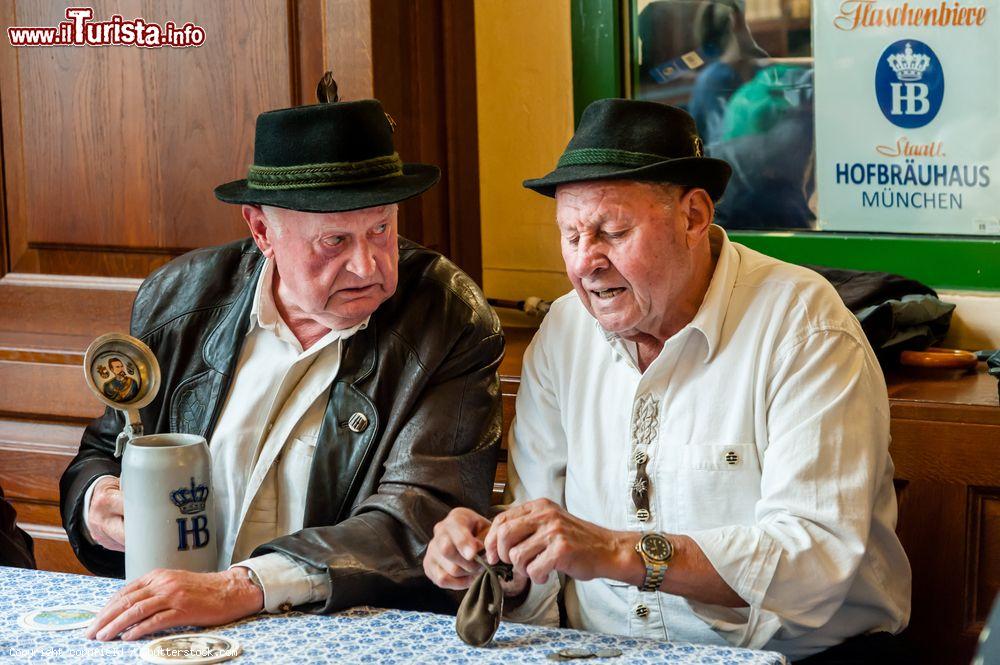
[18,606,101,631]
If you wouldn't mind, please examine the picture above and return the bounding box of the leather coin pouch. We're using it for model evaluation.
[455,554,513,647]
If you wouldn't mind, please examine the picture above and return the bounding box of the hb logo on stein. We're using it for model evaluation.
[170,477,211,550]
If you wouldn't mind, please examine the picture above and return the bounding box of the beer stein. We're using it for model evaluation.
[84,333,218,580]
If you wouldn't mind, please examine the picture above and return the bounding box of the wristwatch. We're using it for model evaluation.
[635,532,673,592]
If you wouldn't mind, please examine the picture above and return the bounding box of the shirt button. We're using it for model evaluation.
[634,604,649,618]
[633,450,649,465]
[636,508,650,522]
[348,412,369,433]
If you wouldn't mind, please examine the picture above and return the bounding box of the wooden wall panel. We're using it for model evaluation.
[0,274,137,340]
[0,444,78,504]
[321,0,374,101]
[2,420,87,574]
[969,490,1000,626]
[23,522,91,576]
[0,0,291,278]
[370,0,482,282]
[879,401,998,663]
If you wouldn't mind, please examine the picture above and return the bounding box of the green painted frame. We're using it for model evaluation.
[569,0,1000,291]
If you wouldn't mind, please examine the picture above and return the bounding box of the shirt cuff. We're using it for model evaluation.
[81,475,115,546]
[501,573,560,627]
[232,552,331,613]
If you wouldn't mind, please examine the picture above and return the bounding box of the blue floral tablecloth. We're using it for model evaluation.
[0,567,785,664]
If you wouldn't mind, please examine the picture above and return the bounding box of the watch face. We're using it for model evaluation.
[641,534,672,563]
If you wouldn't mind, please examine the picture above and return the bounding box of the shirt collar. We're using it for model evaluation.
[598,224,739,365]
[249,257,370,353]
[685,224,739,363]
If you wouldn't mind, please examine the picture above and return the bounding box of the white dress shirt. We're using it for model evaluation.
[85,258,366,613]
[503,226,911,661]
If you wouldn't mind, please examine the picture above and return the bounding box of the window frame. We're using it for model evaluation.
[570,0,1000,291]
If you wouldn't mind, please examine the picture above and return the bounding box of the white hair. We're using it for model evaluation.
[259,205,285,237]
[655,182,684,203]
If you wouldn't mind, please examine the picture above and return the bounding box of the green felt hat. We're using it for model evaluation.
[523,99,731,201]
[215,95,439,213]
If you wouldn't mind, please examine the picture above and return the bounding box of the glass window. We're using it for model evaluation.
[632,0,816,230]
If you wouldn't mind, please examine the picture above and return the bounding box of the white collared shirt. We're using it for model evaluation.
[503,226,911,661]
[215,257,367,611]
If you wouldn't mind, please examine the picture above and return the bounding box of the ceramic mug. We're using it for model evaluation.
[121,433,217,581]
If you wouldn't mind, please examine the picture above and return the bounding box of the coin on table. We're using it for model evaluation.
[557,647,597,659]
[594,647,623,658]
[18,606,101,631]
[139,634,241,664]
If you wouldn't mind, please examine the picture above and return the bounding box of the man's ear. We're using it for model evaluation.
[679,187,714,249]
[243,205,275,258]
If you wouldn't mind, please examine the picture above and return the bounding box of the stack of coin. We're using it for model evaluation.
[546,647,623,660]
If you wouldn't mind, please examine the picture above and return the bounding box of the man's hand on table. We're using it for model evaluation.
[423,507,530,598]
[87,476,125,552]
[86,567,264,641]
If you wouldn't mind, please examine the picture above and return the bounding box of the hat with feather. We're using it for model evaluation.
[215,72,439,213]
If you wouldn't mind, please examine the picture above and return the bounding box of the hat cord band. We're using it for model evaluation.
[247,152,403,190]
[557,148,668,169]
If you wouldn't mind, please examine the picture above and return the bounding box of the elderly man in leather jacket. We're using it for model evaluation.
[60,90,503,642]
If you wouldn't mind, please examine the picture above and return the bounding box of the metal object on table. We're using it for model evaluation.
[548,647,624,660]
[83,333,217,580]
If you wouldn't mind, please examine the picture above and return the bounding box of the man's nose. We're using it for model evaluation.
[345,238,377,279]
[570,237,609,279]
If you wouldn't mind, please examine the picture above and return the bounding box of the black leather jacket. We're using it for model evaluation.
[1,484,35,569]
[60,237,503,613]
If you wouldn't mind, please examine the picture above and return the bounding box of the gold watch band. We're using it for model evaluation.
[641,562,667,592]
[635,532,673,592]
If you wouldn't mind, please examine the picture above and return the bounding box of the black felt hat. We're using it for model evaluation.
[215,80,439,213]
[523,99,731,201]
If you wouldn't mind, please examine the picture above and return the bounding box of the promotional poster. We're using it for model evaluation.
[814,1,1000,235]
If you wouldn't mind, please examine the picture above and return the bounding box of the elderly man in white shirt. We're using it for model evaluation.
[424,99,911,663]
[61,85,502,642]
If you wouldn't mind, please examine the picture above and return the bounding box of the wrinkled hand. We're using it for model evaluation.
[86,568,264,641]
[424,507,529,597]
[484,498,633,586]
[88,476,125,552]
[424,507,490,590]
